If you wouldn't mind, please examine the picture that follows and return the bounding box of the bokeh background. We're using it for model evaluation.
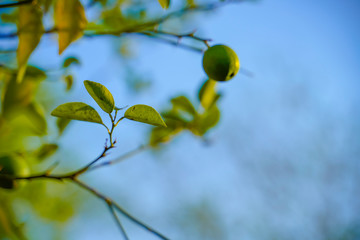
[1,0,360,239]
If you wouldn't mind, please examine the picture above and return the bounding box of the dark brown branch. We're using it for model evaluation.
[0,0,33,8]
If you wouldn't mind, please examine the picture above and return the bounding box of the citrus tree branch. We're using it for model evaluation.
[0,143,169,239]
[0,0,33,8]
[0,1,253,55]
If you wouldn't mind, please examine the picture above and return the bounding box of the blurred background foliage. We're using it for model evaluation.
[1,0,360,239]
[0,0,229,238]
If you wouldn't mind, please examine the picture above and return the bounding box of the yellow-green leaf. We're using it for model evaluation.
[55,0,87,54]
[17,5,44,82]
[64,75,74,91]
[62,56,80,68]
[125,104,166,127]
[84,80,115,113]
[51,102,103,124]
[192,104,220,136]
[24,102,48,135]
[171,95,196,115]
[158,0,170,9]
[56,117,71,136]
[198,79,219,110]
[2,75,41,117]
[36,143,58,161]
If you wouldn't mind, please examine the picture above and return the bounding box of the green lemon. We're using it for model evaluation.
[0,155,30,189]
[202,44,240,81]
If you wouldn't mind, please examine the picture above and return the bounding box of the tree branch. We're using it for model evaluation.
[89,144,149,172]
[72,178,169,240]
[0,141,168,239]
[108,204,129,240]
[0,0,33,8]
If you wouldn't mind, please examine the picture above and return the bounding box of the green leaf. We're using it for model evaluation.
[2,74,41,117]
[25,65,47,80]
[17,5,44,83]
[24,102,47,135]
[84,80,115,113]
[198,79,218,110]
[171,96,196,115]
[162,111,189,124]
[124,104,167,127]
[63,75,74,91]
[158,0,170,9]
[55,0,87,54]
[62,56,80,68]
[51,102,103,124]
[36,143,58,161]
[150,126,178,147]
[192,105,220,136]
[56,117,71,136]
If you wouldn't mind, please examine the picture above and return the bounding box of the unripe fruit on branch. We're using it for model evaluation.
[202,45,240,82]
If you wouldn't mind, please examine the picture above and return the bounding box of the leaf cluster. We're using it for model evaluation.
[51,80,166,142]
[150,79,221,147]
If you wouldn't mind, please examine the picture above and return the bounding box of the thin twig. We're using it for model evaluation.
[111,201,170,240]
[72,179,169,240]
[108,204,129,240]
[0,0,33,8]
[89,144,149,171]
[74,144,114,176]
[135,32,205,53]
[148,30,212,46]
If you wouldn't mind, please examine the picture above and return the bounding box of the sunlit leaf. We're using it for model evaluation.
[22,182,76,222]
[150,127,176,147]
[2,76,40,116]
[162,111,189,124]
[84,80,115,113]
[125,104,166,127]
[17,5,44,83]
[56,117,71,136]
[25,65,47,80]
[62,56,80,68]
[36,143,58,161]
[171,96,197,116]
[24,102,47,135]
[51,102,103,124]
[149,116,184,147]
[192,104,220,136]
[0,200,27,239]
[158,0,170,9]
[198,79,218,110]
[55,0,87,54]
